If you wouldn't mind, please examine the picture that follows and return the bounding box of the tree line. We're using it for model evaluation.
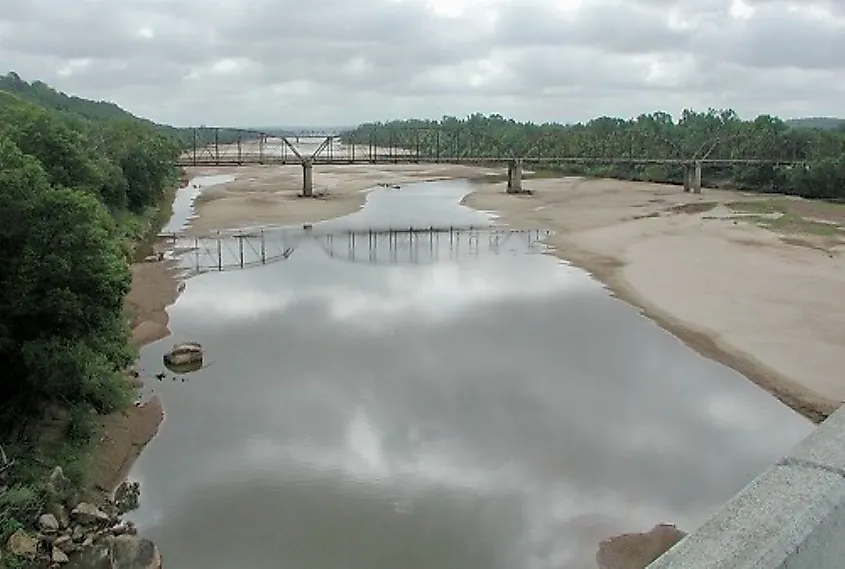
[0,89,181,442]
[0,72,248,150]
[341,111,845,200]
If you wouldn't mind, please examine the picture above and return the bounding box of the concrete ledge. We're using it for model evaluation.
[647,405,845,569]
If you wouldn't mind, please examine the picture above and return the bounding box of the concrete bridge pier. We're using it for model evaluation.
[507,159,524,194]
[692,161,702,194]
[302,160,314,197]
[683,162,703,193]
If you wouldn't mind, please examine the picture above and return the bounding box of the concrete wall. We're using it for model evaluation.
[648,405,845,569]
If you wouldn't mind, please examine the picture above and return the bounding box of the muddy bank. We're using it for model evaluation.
[82,254,179,505]
[464,178,845,423]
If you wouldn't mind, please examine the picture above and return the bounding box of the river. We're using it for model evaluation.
[128,178,812,569]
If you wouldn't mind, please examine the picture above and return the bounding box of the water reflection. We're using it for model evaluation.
[129,180,812,569]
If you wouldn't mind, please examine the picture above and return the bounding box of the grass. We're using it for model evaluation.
[728,198,845,238]
[668,202,718,215]
[1,404,97,551]
[727,199,786,215]
[757,213,842,236]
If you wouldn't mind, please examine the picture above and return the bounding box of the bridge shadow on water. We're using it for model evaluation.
[161,226,554,277]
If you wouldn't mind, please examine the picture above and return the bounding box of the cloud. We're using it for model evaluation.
[1,0,842,126]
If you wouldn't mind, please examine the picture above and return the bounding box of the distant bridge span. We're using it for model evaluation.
[176,126,807,196]
[160,226,552,276]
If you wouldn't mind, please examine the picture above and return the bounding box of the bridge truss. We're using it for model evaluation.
[175,126,806,168]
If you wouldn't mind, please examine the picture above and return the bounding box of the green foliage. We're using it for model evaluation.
[0,77,178,438]
[1,72,251,149]
[785,117,845,130]
[342,110,845,200]
[0,91,181,214]
[0,137,134,434]
[0,74,180,550]
[0,485,45,535]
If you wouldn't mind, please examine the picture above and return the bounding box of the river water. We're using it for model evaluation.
[129,178,812,569]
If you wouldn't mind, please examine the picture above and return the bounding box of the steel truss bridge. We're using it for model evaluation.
[176,126,804,168]
[160,226,552,276]
[176,125,806,195]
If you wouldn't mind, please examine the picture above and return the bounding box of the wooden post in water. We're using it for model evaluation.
[260,231,266,264]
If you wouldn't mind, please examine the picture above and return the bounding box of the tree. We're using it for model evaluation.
[0,137,132,431]
[340,111,845,199]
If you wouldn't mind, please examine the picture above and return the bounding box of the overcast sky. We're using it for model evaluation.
[1,0,843,127]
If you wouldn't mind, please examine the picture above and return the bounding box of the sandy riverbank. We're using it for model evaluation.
[465,177,845,423]
[184,163,499,234]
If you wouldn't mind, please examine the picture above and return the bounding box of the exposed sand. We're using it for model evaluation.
[597,524,687,569]
[465,177,845,423]
[86,237,182,501]
[184,163,500,234]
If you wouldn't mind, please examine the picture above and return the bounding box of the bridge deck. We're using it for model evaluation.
[177,156,804,167]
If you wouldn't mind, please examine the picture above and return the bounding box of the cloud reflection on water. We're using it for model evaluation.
[129,181,813,569]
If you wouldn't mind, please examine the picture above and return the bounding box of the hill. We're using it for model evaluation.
[0,72,258,146]
[0,71,160,125]
[786,117,845,130]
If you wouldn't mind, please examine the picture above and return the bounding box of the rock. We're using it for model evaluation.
[72,525,86,542]
[110,535,162,569]
[597,523,687,569]
[52,547,70,563]
[163,342,203,367]
[46,466,72,497]
[6,529,40,559]
[71,503,110,526]
[114,481,141,515]
[39,513,60,532]
[53,535,74,553]
[48,503,71,529]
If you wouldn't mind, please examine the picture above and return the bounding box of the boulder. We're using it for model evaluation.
[38,513,60,532]
[52,546,70,563]
[48,503,71,529]
[53,535,75,553]
[110,535,162,569]
[71,503,111,526]
[46,466,73,497]
[6,529,40,559]
[163,342,203,367]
